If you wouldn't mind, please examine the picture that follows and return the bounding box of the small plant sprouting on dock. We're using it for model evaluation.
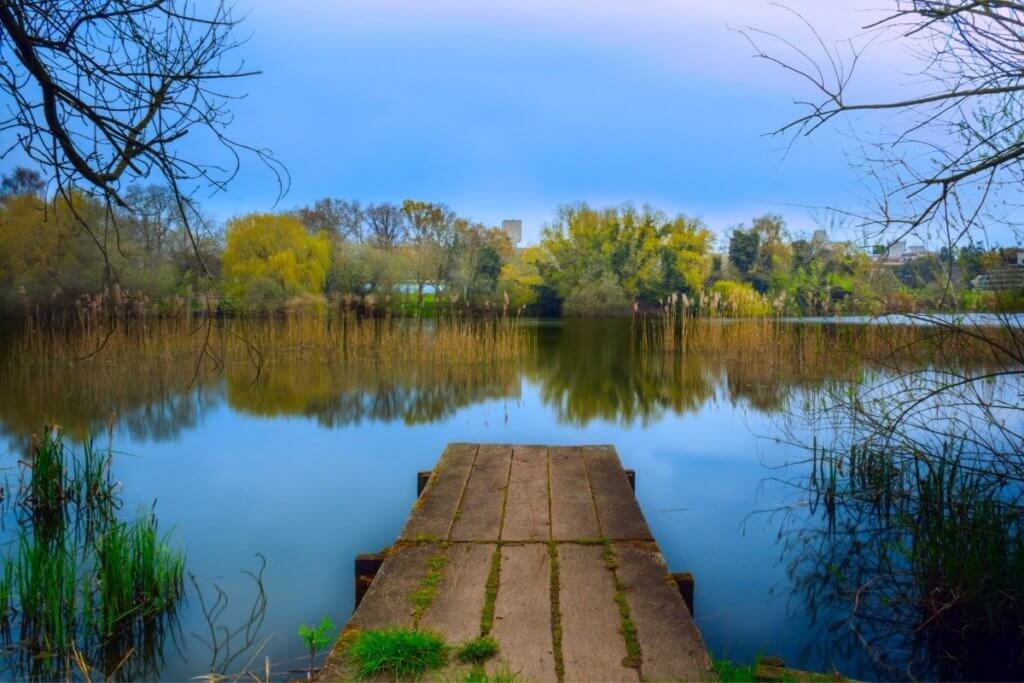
[298,616,337,675]
[456,635,499,665]
[345,627,447,679]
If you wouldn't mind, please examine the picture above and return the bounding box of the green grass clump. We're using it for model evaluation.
[25,428,71,516]
[713,655,759,683]
[712,655,817,683]
[456,635,499,665]
[96,509,185,633]
[460,663,518,682]
[14,531,79,648]
[346,627,447,679]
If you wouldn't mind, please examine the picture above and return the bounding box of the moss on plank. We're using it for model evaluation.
[480,546,502,636]
[548,540,565,682]
[602,540,641,670]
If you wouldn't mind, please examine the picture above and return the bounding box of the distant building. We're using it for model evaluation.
[501,219,522,246]
[876,240,930,265]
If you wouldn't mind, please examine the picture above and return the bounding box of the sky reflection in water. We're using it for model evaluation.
[0,319,1007,680]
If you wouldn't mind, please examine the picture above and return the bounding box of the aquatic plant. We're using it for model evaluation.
[790,440,1024,680]
[0,427,185,679]
[96,510,185,634]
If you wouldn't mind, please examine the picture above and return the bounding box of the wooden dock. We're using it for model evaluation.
[325,443,711,681]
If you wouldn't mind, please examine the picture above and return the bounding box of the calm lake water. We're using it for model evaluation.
[0,317,1017,680]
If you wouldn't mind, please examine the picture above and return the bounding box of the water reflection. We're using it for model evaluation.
[226,362,519,427]
[780,448,1024,682]
[0,319,969,441]
[0,318,1016,681]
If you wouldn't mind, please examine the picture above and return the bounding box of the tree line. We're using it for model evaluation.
[0,167,1020,317]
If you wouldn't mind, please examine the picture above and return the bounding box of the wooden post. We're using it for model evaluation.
[354,551,387,610]
[624,469,635,491]
[672,572,694,615]
[417,471,432,497]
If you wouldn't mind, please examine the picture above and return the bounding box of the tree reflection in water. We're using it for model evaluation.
[0,317,1018,680]
[1,318,988,440]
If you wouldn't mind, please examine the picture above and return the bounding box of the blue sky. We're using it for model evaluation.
[190,0,916,245]
[5,1,933,246]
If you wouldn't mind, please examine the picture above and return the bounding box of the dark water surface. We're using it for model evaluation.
[0,318,1016,680]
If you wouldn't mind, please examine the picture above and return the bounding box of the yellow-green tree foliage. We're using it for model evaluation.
[222,213,330,307]
[661,215,713,295]
[498,246,545,309]
[0,192,118,306]
[0,194,60,291]
[537,203,711,305]
[710,280,771,316]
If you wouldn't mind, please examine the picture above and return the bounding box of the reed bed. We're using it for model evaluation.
[798,440,1024,680]
[637,314,1018,377]
[8,312,533,367]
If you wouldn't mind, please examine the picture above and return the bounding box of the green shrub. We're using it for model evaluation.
[240,276,286,310]
[562,275,630,317]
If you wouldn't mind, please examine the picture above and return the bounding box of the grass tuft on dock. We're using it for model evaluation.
[460,663,519,682]
[456,635,499,665]
[345,627,447,679]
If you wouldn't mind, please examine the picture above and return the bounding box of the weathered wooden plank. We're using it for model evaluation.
[450,444,512,541]
[490,544,557,682]
[585,446,652,540]
[613,542,712,682]
[400,443,477,541]
[558,544,639,682]
[550,446,600,540]
[501,446,550,541]
[348,543,439,631]
[419,543,495,643]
